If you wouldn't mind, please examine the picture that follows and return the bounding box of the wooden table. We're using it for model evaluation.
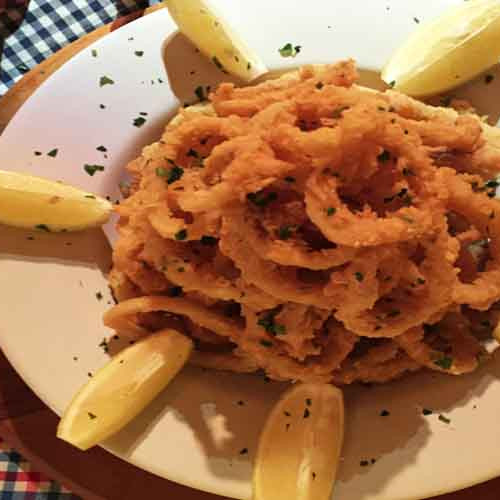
[1,4,499,499]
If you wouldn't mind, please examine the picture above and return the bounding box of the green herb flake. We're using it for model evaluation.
[84,164,105,176]
[99,75,115,87]
[98,338,108,352]
[88,412,97,420]
[434,356,453,370]
[175,229,188,241]
[422,408,433,416]
[354,272,364,282]
[134,50,144,57]
[212,56,228,73]
[413,17,420,24]
[247,191,278,207]
[389,80,396,88]
[91,49,98,58]
[195,85,206,101]
[156,166,168,178]
[326,207,336,216]
[96,145,107,152]
[167,166,184,184]
[438,414,451,424]
[277,225,296,240]
[278,43,301,58]
[260,339,273,348]
[133,116,147,128]
[47,148,58,158]
[35,224,51,232]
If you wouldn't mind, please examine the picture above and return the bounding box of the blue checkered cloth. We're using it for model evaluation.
[0,0,161,96]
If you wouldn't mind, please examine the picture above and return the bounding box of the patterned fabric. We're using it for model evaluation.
[0,439,79,499]
[0,0,161,95]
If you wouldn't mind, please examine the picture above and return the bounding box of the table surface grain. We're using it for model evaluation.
[0,4,499,499]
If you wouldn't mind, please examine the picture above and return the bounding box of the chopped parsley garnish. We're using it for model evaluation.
[247,191,278,207]
[354,272,364,282]
[35,224,51,232]
[378,150,391,162]
[389,80,396,88]
[277,225,296,240]
[201,235,218,246]
[258,310,287,336]
[278,43,302,58]
[133,117,147,127]
[195,85,206,101]
[260,339,273,348]
[434,356,453,370]
[99,75,115,87]
[96,145,107,152]
[175,229,188,241]
[485,74,495,84]
[156,167,168,177]
[417,278,426,285]
[88,412,97,420]
[167,166,184,184]
[326,207,336,216]
[422,408,433,416]
[413,17,420,23]
[212,56,228,73]
[98,338,108,352]
[84,164,105,176]
[380,409,390,417]
[167,286,184,297]
[134,51,144,57]
[438,414,451,424]
[47,148,58,158]
[91,49,97,58]
[303,408,310,418]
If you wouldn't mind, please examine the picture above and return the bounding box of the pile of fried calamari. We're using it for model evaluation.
[104,60,500,384]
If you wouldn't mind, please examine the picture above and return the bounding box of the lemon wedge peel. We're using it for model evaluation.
[382,0,500,97]
[165,0,267,82]
[0,169,112,231]
[253,383,344,500]
[57,329,193,451]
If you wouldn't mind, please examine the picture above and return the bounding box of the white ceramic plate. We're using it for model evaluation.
[2,2,500,499]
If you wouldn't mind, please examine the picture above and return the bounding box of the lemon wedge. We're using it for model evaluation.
[57,329,193,450]
[0,169,112,232]
[165,0,267,82]
[382,0,500,97]
[253,383,344,500]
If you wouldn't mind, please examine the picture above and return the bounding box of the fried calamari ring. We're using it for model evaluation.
[241,307,357,382]
[336,226,459,338]
[331,340,421,385]
[438,168,500,310]
[395,313,483,375]
[220,216,333,308]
